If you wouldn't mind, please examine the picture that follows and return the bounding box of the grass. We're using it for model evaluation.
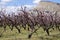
[0,26,60,40]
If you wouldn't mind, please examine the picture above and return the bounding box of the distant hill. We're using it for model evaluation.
[34,1,60,12]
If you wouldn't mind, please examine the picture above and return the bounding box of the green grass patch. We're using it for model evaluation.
[0,26,60,40]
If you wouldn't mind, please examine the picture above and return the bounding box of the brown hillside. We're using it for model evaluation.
[35,1,60,12]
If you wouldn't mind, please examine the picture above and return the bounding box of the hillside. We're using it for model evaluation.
[35,1,60,12]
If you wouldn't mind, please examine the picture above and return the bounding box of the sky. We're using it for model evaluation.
[0,0,60,12]
[0,0,60,7]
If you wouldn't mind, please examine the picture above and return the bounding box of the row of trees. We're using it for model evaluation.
[0,7,60,38]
